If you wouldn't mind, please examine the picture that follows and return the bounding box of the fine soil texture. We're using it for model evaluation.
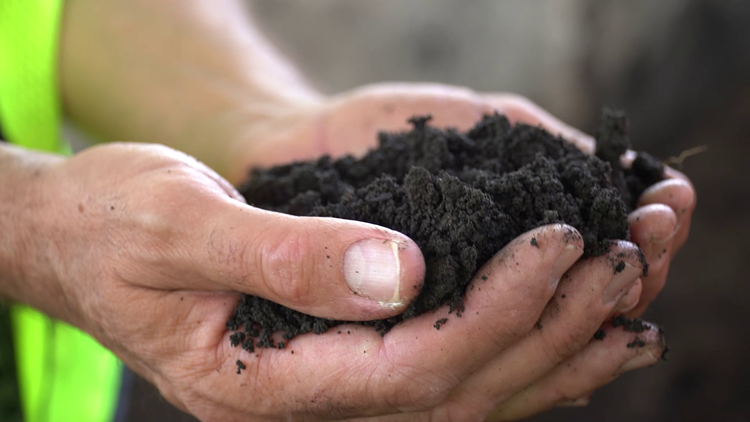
[226,110,664,352]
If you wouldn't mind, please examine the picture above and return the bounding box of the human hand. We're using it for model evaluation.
[227,83,695,320]
[350,238,664,422]
[15,143,642,421]
[221,83,692,419]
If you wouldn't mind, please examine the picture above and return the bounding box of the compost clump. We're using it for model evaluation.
[226,110,664,351]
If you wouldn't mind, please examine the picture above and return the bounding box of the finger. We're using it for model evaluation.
[378,224,584,409]
[626,204,677,316]
[320,83,491,156]
[438,241,644,420]
[145,194,426,321]
[205,224,583,421]
[481,94,596,154]
[664,164,692,183]
[488,322,666,421]
[612,277,642,315]
[637,178,695,257]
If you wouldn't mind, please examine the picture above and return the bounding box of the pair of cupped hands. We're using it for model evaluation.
[36,84,694,422]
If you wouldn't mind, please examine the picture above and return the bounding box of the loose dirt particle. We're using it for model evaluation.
[593,329,606,340]
[434,318,448,330]
[615,261,626,273]
[236,360,246,375]
[627,337,647,348]
[612,314,649,333]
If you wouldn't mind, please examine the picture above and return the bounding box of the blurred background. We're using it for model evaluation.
[246,0,750,420]
[118,0,750,421]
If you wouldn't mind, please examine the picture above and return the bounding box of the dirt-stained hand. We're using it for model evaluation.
[222,83,690,420]
[25,142,648,421]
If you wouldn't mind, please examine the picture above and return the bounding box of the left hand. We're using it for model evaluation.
[226,82,695,319]
[223,83,695,420]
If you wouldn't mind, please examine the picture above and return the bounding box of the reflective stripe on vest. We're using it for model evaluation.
[0,2,122,421]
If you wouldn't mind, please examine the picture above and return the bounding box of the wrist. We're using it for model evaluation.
[0,145,67,317]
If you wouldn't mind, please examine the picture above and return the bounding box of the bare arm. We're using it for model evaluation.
[0,145,63,313]
[60,0,320,182]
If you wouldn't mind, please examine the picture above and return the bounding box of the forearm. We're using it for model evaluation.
[0,144,65,317]
[59,0,321,179]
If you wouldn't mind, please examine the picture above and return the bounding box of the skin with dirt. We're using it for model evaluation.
[226,110,664,351]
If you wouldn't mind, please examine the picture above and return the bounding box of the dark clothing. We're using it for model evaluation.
[0,306,22,422]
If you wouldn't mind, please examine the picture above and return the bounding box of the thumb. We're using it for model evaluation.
[194,200,426,321]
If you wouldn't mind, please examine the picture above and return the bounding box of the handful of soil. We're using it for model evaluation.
[226,110,664,352]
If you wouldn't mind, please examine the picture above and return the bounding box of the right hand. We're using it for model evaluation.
[18,143,664,421]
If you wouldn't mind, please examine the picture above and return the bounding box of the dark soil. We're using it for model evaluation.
[226,110,664,351]
[626,337,647,349]
[612,314,650,333]
[593,329,607,341]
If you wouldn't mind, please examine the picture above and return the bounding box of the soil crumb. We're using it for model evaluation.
[661,345,671,361]
[593,329,607,341]
[626,337,647,349]
[235,360,246,375]
[227,111,664,349]
[612,314,649,333]
[434,318,448,330]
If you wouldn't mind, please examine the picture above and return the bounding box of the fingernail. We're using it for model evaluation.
[602,262,642,304]
[344,239,402,304]
[614,280,641,313]
[549,244,582,287]
[640,179,693,212]
[620,350,657,372]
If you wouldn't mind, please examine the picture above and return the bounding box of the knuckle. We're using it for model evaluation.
[487,294,549,343]
[402,372,455,408]
[486,312,529,348]
[205,226,252,286]
[258,226,314,305]
[379,354,457,410]
[392,376,449,410]
[541,324,591,364]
